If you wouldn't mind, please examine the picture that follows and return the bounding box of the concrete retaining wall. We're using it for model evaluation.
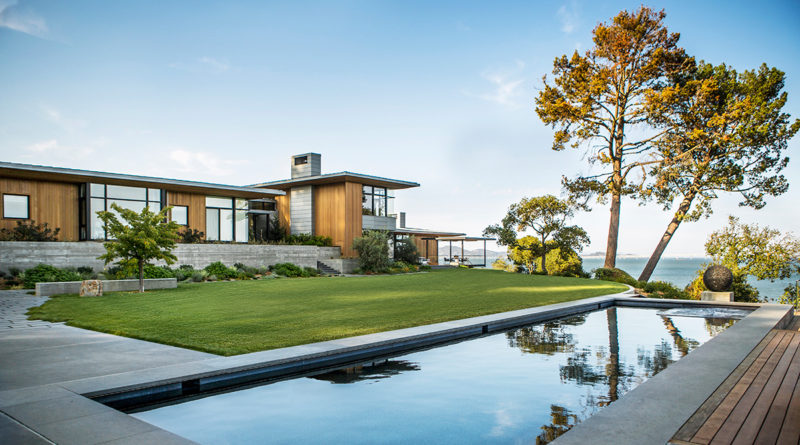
[36,278,177,296]
[0,242,342,273]
[321,258,360,274]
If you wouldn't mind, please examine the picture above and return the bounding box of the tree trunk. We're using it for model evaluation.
[638,191,697,282]
[606,307,620,403]
[541,235,548,275]
[604,193,621,269]
[138,260,145,293]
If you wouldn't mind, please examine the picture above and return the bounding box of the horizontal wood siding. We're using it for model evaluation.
[0,178,79,241]
[167,191,206,239]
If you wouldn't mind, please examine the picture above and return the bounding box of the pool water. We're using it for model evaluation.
[132,307,739,444]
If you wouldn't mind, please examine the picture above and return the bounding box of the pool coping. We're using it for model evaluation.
[1,292,792,444]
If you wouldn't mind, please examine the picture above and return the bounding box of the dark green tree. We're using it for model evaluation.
[535,6,690,269]
[638,62,799,282]
[484,195,589,275]
[97,203,180,292]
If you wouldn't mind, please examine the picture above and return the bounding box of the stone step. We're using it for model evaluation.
[317,261,341,275]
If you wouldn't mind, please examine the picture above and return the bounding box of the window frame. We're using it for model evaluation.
[85,183,163,240]
[171,205,189,226]
[2,194,30,219]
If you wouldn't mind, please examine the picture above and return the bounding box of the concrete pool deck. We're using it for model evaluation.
[0,289,793,444]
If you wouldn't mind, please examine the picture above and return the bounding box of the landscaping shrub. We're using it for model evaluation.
[638,281,689,299]
[190,271,206,282]
[270,262,305,277]
[394,238,420,264]
[283,233,333,246]
[22,264,82,288]
[0,220,60,241]
[684,270,761,303]
[178,228,205,244]
[143,265,176,279]
[593,267,638,286]
[204,261,238,279]
[352,230,391,273]
[303,267,319,277]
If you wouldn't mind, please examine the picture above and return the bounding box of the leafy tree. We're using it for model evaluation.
[484,195,589,275]
[685,216,800,302]
[393,236,420,265]
[638,62,799,281]
[507,236,540,274]
[352,230,390,273]
[535,6,690,269]
[97,203,180,293]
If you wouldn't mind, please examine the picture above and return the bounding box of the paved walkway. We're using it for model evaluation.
[0,290,214,444]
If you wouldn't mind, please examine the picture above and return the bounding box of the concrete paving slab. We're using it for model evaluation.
[100,429,197,445]
[33,411,156,445]
[0,413,52,445]
[3,394,111,426]
[0,385,75,409]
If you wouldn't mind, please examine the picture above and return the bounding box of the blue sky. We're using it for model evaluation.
[1,0,799,256]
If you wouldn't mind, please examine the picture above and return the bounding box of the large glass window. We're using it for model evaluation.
[86,184,162,240]
[205,196,248,242]
[3,194,29,219]
[362,186,394,217]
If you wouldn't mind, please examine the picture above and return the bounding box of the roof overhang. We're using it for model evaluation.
[434,236,495,242]
[252,171,420,190]
[392,227,466,237]
[0,161,284,199]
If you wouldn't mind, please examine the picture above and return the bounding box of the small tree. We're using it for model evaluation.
[685,216,800,302]
[352,230,390,273]
[394,237,420,265]
[97,203,180,292]
[484,195,589,275]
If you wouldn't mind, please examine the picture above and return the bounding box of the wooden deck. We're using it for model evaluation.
[670,313,800,445]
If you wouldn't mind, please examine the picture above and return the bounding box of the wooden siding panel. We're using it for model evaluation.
[275,195,290,231]
[343,182,362,258]
[0,178,79,241]
[412,236,439,265]
[167,191,206,239]
[314,183,346,252]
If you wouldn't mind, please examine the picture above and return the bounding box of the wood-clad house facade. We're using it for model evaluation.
[0,162,283,242]
[2,154,469,263]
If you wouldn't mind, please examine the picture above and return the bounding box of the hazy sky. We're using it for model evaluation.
[2,0,799,257]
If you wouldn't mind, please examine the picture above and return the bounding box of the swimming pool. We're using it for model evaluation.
[130,306,746,444]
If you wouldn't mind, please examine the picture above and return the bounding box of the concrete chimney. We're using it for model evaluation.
[291,153,321,179]
[399,212,406,228]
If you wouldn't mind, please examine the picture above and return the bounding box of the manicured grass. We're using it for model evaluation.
[28,268,627,356]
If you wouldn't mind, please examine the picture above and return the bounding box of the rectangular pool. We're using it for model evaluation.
[131,306,748,444]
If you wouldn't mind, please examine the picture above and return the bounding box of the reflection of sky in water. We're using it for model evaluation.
[133,307,738,444]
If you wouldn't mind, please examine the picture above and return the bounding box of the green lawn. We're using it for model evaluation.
[28,268,627,355]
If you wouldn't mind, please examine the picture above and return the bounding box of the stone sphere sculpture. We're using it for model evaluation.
[703,265,733,292]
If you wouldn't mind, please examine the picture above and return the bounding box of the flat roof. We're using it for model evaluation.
[392,227,466,237]
[434,236,495,241]
[0,161,284,199]
[252,171,420,190]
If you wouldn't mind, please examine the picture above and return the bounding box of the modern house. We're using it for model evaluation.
[0,154,480,265]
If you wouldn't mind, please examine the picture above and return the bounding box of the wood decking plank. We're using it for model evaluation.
[709,332,793,445]
[775,357,800,445]
[740,332,800,445]
[673,331,780,442]
[692,331,788,444]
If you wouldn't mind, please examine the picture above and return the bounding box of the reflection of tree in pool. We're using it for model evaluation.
[309,360,420,384]
[660,316,699,357]
[534,405,578,445]
[704,318,736,337]
[637,340,674,377]
[506,314,586,355]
